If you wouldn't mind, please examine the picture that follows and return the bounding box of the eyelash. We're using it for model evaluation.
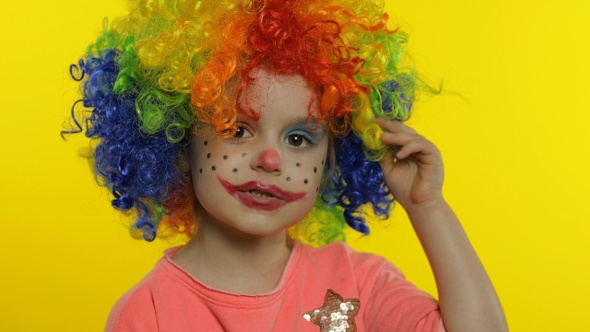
[226,123,317,150]
[284,131,315,150]
[224,123,254,141]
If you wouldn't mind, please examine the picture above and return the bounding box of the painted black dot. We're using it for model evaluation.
[199,168,203,174]
[204,141,208,146]
[233,168,238,173]
[207,153,211,159]
[321,159,324,165]
[316,187,319,193]
[296,163,301,167]
[241,153,247,157]
[212,166,216,171]
[286,177,291,181]
[314,167,317,173]
[304,179,309,184]
[223,155,228,160]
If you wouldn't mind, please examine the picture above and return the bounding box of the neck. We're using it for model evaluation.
[172,205,293,295]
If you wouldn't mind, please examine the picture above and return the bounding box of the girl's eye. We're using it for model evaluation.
[288,134,304,147]
[229,124,253,140]
[234,126,248,138]
[285,133,312,148]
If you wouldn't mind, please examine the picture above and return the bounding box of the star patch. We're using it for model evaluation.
[303,289,360,331]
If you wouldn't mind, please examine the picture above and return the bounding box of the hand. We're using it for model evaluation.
[376,117,445,211]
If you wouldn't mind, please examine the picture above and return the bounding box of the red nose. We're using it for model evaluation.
[254,148,282,172]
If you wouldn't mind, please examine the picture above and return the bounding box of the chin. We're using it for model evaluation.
[225,210,304,238]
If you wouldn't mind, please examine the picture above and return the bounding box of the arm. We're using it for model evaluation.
[376,117,508,332]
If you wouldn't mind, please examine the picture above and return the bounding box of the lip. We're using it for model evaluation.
[217,176,306,211]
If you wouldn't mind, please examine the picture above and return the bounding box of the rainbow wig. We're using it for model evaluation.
[64,0,416,246]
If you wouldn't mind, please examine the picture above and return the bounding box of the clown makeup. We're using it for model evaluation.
[190,67,329,237]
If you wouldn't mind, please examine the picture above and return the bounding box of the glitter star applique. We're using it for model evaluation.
[303,289,360,332]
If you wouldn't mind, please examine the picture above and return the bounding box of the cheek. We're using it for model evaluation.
[281,147,327,194]
[283,161,321,190]
[192,139,249,178]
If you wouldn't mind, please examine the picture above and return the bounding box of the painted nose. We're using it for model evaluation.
[252,148,282,173]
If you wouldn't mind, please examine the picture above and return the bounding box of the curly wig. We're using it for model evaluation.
[64,0,416,246]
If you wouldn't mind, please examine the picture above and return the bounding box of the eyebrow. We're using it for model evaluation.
[290,119,326,132]
[287,120,327,143]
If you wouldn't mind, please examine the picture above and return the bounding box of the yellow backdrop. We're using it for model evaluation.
[1,0,588,330]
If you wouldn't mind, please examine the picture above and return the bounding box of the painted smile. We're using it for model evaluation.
[217,176,306,211]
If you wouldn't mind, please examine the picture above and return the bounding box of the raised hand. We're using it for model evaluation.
[376,117,444,211]
[376,117,508,332]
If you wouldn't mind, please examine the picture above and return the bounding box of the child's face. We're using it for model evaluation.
[190,67,329,238]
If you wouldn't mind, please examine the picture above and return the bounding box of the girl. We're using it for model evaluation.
[65,0,507,330]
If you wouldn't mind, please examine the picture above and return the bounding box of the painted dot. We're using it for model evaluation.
[296,163,301,167]
[304,179,309,184]
[207,153,211,159]
[242,153,247,157]
[286,177,291,181]
[233,168,238,173]
[199,168,203,174]
[314,167,317,173]
[321,159,324,165]
[204,141,208,146]
[316,187,319,193]
[223,155,228,160]
[212,166,216,171]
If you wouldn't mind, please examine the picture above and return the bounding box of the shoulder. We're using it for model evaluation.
[300,241,371,258]
[105,267,162,331]
[295,241,407,293]
[104,252,180,332]
[300,241,402,275]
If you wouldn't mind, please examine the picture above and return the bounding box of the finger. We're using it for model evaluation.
[380,132,422,157]
[375,116,418,135]
[394,139,440,162]
[380,131,422,147]
[378,145,397,170]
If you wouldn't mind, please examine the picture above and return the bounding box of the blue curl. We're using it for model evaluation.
[324,132,393,235]
[60,99,84,139]
[134,218,157,242]
[70,59,86,82]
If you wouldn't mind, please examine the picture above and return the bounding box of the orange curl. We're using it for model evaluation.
[190,11,255,131]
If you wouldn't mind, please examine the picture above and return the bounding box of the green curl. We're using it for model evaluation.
[87,18,121,55]
[113,36,141,95]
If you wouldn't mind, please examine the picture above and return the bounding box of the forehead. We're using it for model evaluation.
[248,67,312,94]
[240,67,319,120]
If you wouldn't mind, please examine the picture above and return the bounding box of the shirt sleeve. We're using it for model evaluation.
[357,255,446,332]
[104,287,159,332]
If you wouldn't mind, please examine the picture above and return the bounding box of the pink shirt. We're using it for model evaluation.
[106,242,445,331]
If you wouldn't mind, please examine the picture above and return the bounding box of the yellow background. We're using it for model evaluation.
[1,0,589,330]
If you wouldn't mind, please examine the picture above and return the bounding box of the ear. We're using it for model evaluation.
[180,158,191,173]
[179,142,192,173]
[317,134,335,194]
